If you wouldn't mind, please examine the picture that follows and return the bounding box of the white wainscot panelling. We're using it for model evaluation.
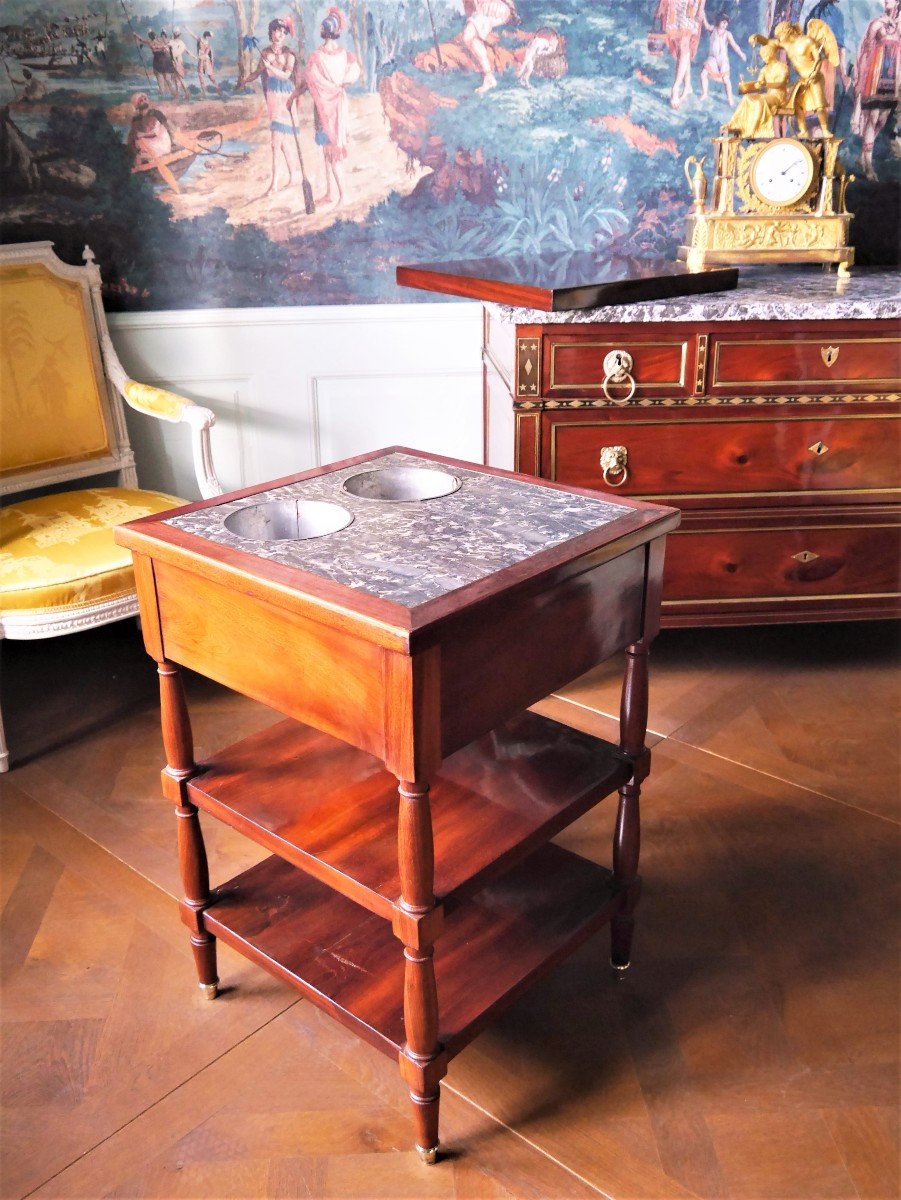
[110,302,483,501]
[313,370,482,465]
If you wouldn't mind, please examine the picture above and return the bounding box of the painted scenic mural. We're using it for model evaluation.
[1,0,898,308]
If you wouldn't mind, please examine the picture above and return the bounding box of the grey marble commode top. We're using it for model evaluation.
[488,266,901,325]
[166,452,630,608]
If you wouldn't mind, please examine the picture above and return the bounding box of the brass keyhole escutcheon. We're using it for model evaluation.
[599,445,629,487]
[601,350,636,404]
[820,346,840,368]
[808,440,829,456]
[792,550,820,563]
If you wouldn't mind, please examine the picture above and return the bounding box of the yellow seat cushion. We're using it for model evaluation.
[0,487,183,614]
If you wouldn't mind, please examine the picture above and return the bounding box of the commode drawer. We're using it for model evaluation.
[662,522,901,605]
[545,333,693,398]
[710,334,901,393]
[548,415,900,501]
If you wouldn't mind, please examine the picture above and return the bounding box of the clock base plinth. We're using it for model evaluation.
[678,212,854,274]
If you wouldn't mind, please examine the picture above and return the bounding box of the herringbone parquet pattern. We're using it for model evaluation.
[2,620,898,1200]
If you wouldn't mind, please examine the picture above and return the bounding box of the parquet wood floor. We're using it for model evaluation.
[2,620,898,1200]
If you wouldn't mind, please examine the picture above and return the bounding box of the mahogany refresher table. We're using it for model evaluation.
[116,447,679,1163]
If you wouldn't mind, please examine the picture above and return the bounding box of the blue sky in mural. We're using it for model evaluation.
[1,0,897,307]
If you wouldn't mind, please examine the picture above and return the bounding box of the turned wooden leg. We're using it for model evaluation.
[396,778,444,1164]
[159,660,219,999]
[612,641,649,971]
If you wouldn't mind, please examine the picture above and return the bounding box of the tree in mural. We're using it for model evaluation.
[223,0,261,84]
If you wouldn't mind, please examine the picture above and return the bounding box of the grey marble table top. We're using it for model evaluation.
[165,452,631,608]
[487,266,900,325]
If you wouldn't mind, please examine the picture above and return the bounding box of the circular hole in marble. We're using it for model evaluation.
[223,499,353,541]
[342,466,461,502]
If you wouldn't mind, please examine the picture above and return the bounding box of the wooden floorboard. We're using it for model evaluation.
[1,620,898,1200]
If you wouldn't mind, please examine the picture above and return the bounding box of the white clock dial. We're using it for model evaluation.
[750,139,815,208]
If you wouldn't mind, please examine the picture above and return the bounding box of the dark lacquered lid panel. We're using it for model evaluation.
[397,255,737,311]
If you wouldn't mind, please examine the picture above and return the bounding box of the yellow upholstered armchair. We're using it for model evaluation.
[0,241,223,771]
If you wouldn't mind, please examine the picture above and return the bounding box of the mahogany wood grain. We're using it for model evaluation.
[158,661,218,994]
[548,337,692,397]
[662,522,901,602]
[396,258,736,312]
[710,332,901,392]
[119,446,676,1157]
[382,646,442,783]
[396,775,442,1155]
[185,711,631,920]
[611,641,649,968]
[531,319,900,400]
[202,844,619,1061]
[438,548,646,756]
[153,560,387,761]
[549,414,900,500]
[485,310,901,626]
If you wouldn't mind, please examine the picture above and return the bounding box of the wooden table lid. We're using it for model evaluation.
[396,255,738,311]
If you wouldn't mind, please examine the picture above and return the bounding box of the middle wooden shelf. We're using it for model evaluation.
[187,709,632,919]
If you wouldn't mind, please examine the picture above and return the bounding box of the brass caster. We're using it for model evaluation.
[610,958,631,972]
[199,982,219,1000]
[416,1144,439,1166]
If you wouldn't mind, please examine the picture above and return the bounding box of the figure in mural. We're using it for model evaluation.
[304,8,361,208]
[135,29,177,97]
[8,68,47,103]
[773,18,840,136]
[764,0,803,36]
[805,0,851,118]
[244,17,302,195]
[184,29,224,99]
[700,12,746,105]
[126,92,174,161]
[516,27,566,88]
[722,35,790,137]
[166,29,193,100]
[462,0,519,94]
[655,0,711,108]
[852,0,901,180]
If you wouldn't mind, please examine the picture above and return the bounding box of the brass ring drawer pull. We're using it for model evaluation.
[602,350,636,404]
[599,445,629,487]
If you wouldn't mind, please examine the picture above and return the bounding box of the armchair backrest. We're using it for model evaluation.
[0,242,136,496]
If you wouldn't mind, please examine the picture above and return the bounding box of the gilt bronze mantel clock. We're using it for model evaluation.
[678,19,854,274]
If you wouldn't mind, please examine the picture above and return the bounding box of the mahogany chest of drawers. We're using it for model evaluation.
[482,271,901,626]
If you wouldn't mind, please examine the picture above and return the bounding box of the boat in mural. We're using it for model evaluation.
[130,117,262,192]
[0,0,897,308]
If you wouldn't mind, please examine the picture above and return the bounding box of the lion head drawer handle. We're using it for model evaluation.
[599,445,629,487]
[602,350,636,404]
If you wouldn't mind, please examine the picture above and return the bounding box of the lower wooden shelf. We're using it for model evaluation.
[188,710,630,919]
[202,842,619,1061]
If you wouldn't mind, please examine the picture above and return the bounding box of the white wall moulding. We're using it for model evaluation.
[110,302,483,500]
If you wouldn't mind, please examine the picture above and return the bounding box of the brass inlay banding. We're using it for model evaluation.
[519,391,900,411]
[663,592,901,606]
[516,338,541,397]
[695,334,709,395]
[514,412,540,475]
